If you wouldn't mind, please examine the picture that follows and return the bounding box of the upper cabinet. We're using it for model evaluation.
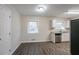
[50,18,70,31]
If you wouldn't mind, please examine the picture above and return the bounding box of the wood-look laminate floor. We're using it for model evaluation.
[13,42,70,55]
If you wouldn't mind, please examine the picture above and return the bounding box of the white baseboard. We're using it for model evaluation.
[21,40,51,43]
[10,42,21,55]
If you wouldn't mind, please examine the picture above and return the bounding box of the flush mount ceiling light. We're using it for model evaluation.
[36,5,47,12]
[64,10,79,14]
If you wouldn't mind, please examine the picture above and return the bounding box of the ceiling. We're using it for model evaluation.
[12,4,79,19]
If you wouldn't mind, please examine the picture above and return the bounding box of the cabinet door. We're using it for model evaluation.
[62,33,70,42]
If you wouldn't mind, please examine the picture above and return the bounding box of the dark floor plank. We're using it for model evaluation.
[13,42,70,55]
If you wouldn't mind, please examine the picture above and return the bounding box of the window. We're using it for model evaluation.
[27,22,38,33]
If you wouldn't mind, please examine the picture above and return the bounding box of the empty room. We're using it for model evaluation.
[0,4,79,55]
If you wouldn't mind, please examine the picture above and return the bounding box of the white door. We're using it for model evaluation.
[0,5,12,55]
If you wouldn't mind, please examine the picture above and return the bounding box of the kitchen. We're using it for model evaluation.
[50,18,70,43]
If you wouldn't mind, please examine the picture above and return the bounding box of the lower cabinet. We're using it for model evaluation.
[62,32,70,42]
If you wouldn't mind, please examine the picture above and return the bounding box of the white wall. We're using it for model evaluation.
[8,5,21,54]
[0,5,21,55]
[21,16,70,43]
[0,5,12,55]
[21,16,52,43]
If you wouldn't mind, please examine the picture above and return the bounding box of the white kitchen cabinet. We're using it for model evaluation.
[62,32,70,42]
[50,32,70,43]
[50,32,55,43]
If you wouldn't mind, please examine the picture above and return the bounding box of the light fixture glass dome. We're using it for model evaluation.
[36,5,47,12]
